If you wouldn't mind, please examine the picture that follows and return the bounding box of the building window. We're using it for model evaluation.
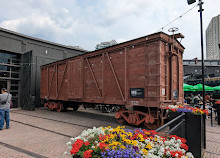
[0,65,10,71]
[0,50,21,108]
[0,72,10,77]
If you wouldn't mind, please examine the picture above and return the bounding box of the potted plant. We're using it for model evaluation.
[65,126,194,158]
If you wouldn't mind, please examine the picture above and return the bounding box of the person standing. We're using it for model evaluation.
[0,88,12,130]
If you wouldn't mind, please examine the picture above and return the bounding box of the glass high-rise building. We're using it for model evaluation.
[206,15,220,59]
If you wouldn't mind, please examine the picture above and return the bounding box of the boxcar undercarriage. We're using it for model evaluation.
[43,100,168,129]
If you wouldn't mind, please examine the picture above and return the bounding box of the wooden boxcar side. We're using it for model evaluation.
[40,32,184,128]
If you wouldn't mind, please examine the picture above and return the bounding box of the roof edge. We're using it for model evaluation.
[0,27,88,52]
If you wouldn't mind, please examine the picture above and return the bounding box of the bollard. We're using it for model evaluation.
[217,104,220,125]
[185,113,204,158]
[210,107,213,126]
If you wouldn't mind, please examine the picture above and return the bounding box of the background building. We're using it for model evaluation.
[95,40,117,50]
[206,14,220,59]
[183,59,220,86]
[0,27,86,110]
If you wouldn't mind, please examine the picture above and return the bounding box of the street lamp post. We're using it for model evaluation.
[198,0,205,111]
[187,0,206,149]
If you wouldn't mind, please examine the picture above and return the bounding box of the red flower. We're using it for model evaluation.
[204,110,209,115]
[180,138,187,144]
[143,135,149,139]
[70,145,80,155]
[170,135,180,140]
[99,142,108,149]
[149,130,157,135]
[170,151,183,158]
[180,143,189,151]
[99,134,106,141]
[130,136,135,140]
[74,139,84,148]
[84,141,90,146]
[83,149,93,158]
[70,139,84,155]
[133,133,139,139]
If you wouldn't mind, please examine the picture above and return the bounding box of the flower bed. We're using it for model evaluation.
[65,126,194,158]
[166,105,209,115]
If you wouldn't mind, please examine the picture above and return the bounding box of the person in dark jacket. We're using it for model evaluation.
[0,88,12,130]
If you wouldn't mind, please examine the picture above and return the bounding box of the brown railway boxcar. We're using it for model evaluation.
[40,32,184,129]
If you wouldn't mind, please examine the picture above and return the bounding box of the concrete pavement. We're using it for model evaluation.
[0,107,219,158]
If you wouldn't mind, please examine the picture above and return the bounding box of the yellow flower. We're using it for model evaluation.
[145,132,150,135]
[145,143,152,149]
[141,149,148,155]
[120,145,126,149]
[131,140,138,146]
[122,138,127,142]
[126,139,131,144]
[128,132,133,137]
[120,134,126,138]
[109,134,115,139]
[104,138,109,142]
[139,138,145,142]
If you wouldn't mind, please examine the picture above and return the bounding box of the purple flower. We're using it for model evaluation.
[101,148,141,158]
[177,108,192,113]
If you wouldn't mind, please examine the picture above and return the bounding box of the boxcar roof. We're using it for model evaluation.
[41,31,185,68]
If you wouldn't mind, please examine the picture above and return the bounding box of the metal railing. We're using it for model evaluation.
[156,113,185,137]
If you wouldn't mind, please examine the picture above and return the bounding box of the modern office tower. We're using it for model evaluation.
[206,15,220,59]
[96,40,117,50]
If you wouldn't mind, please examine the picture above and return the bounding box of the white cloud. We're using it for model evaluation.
[0,0,219,58]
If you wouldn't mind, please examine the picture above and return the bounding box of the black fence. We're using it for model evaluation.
[156,113,205,158]
[156,113,185,137]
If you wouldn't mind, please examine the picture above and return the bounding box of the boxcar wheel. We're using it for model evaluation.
[73,105,79,111]
[144,119,161,130]
[63,104,68,111]
[56,102,63,112]
[115,108,127,124]
[144,113,164,130]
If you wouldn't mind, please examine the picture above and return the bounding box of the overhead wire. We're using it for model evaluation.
[156,3,198,33]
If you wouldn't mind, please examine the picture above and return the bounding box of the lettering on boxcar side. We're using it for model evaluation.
[130,88,145,98]
[131,101,139,106]
[173,90,178,100]
[162,88,165,96]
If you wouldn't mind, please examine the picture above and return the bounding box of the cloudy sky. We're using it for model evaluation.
[0,0,219,59]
